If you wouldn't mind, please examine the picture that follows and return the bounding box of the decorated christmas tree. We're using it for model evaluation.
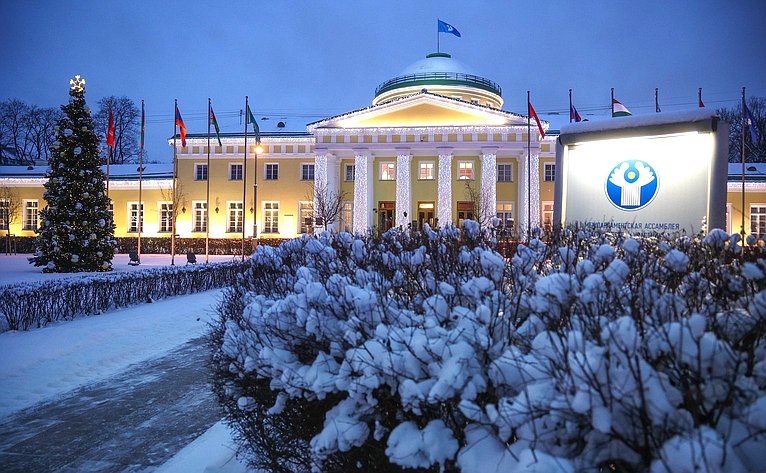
[30,75,116,272]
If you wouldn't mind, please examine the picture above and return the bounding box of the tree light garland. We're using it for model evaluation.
[353,153,370,234]
[396,153,411,227]
[438,153,453,227]
[480,153,497,225]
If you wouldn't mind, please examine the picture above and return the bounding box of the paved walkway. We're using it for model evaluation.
[0,337,222,472]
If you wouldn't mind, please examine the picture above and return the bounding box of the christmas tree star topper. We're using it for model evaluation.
[69,75,85,93]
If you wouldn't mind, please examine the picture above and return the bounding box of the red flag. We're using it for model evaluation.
[175,105,187,147]
[528,101,545,139]
[106,105,115,149]
[699,99,705,108]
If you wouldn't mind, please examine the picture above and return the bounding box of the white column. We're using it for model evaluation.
[437,150,453,227]
[518,154,528,236]
[396,151,411,228]
[353,151,373,234]
[529,152,541,229]
[517,150,541,237]
[480,149,497,227]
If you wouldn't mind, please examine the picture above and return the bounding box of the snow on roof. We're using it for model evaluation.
[560,109,720,136]
[0,163,174,179]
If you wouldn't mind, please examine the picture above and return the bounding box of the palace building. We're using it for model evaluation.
[1,52,765,242]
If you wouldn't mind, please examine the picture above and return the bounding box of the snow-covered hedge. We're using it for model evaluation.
[212,225,766,472]
[0,260,248,332]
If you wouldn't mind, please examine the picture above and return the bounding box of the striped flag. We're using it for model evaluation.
[246,104,261,143]
[528,101,545,139]
[175,105,187,147]
[209,106,222,147]
[570,104,583,122]
[612,98,632,117]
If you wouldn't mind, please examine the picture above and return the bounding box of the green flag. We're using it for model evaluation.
[209,106,223,147]
[246,104,261,143]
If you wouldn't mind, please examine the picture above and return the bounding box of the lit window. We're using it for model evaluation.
[128,202,144,233]
[228,202,243,233]
[419,162,434,180]
[159,202,173,233]
[497,164,513,182]
[263,202,279,233]
[458,161,474,180]
[380,162,395,181]
[265,163,279,180]
[299,201,314,234]
[23,200,38,231]
[544,163,556,182]
[542,201,554,233]
[0,199,9,230]
[751,205,766,238]
[345,164,355,181]
[229,163,243,180]
[496,202,514,235]
[340,201,353,232]
[195,164,208,181]
[193,201,207,232]
[301,164,315,181]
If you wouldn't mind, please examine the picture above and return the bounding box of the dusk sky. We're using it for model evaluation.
[2,0,764,162]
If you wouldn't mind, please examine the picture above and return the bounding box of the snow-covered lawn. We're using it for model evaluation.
[0,287,250,472]
[0,253,242,285]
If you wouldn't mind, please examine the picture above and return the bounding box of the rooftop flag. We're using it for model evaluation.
[570,104,583,123]
[612,98,632,117]
[106,105,115,149]
[175,105,187,147]
[438,20,461,37]
[528,101,545,139]
[209,105,222,147]
[246,104,261,143]
[745,103,759,143]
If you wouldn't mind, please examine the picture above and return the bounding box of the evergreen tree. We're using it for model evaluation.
[30,75,116,272]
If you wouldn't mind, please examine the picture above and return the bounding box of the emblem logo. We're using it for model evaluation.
[605,160,658,211]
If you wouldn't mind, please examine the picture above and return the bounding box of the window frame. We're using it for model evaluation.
[262,201,279,234]
[0,199,9,231]
[229,163,243,181]
[544,163,556,182]
[194,163,208,181]
[227,201,244,233]
[457,161,474,180]
[418,161,435,180]
[750,204,766,238]
[192,201,208,233]
[158,201,173,233]
[345,164,355,182]
[264,163,279,181]
[380,161,396,181]
[497,163,514,182]
[301,163,315,181]
[127,201,144,233]
[23,199,38,231]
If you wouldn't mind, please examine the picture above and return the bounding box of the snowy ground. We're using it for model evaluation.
[0,253,241,286]
[0,289,251,472]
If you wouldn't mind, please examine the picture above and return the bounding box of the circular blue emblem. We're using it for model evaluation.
[605,160,658,211]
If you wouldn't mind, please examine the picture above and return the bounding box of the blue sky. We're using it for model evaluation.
[1,0,764,162]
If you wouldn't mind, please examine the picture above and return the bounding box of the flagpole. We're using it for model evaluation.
[527,90,531,241]
[106,102,111,198]
[206,98,211,264]
[569,89,573,124]
[611,88,614,118]
[437,19,440,53]
[698,87,703,108]
[655,88,660,113]
[138,99,144,262]
[242,96,248,261]
[741,86,746,239]
[171,99,177,266]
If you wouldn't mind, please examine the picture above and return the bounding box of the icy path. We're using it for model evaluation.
[0,290,223,417]
[0,337,222,472]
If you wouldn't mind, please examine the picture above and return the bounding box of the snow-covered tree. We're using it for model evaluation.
[30,75,116,272]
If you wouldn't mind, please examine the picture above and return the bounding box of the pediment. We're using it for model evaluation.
[310,93,527,130]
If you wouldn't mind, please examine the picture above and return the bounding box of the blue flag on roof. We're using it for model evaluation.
[438,20,461,37]
[745,103,759,143]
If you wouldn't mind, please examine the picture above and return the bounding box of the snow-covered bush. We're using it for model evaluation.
[212,225,766,472]
[0,260,247,332]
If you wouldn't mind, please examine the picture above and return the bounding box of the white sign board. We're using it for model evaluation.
[554,110,728,234]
